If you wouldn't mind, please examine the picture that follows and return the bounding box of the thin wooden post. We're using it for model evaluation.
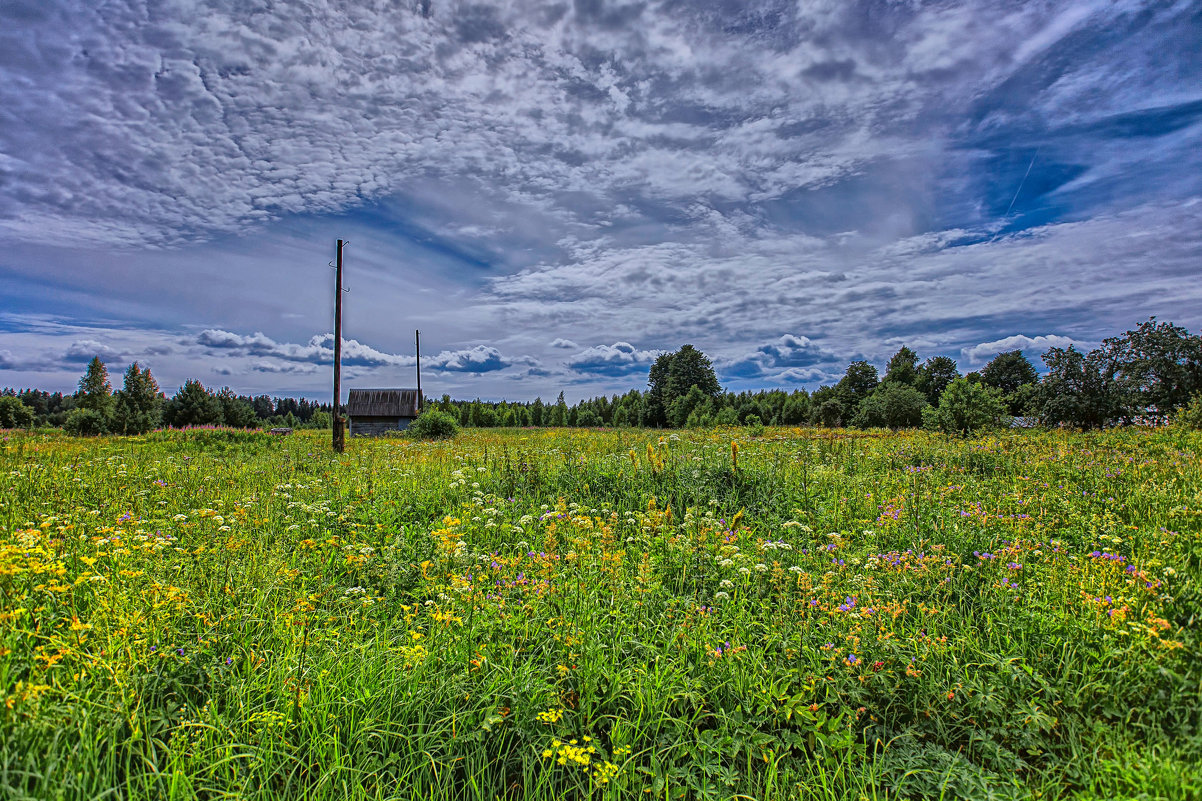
[415,329,422,414]
[332,239,345,453]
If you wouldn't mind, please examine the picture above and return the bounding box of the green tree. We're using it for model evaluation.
[924,378,1007,435]
[780,391,810,425]
[980,350,1039,415]
[76,357,114,419]
[547,393,567,427]
[916,356,961,405]
[1038,346,1121,430]
[112,362,162,435]
[167,380,223,427]
[853,383,928,430]
[883,346,920,385]
[217,388,258,428]
[1176,392,1202,430]
[646,345,721,427]
[836,361,878,418]
[809,385,844,426]
[64,409,108,436]
[0,396,35,429]
[668,385,709,428]
[1097,318,1202,422]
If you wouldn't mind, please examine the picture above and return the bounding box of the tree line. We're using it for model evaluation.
[426,318,1202,433]
[1,317,1199,434]
[0,359,331,434]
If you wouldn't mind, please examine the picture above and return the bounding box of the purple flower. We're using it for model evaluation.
[846,654,858,666]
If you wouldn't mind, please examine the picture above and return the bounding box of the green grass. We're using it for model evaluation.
[0,425,1200,800]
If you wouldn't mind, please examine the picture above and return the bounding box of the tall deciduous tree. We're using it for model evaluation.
[646,345,721,427]
[1038,346,1122,430]
[1097,318,1202,422]
[916,356,960,405]
[980,350,1039,414]
[883,346,920,385]
[836,361,878,418]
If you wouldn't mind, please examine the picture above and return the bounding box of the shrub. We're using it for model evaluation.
[1177,392,1202,430]
[64,408,109,436]
[576,408,602,427]
[814,399,844,428]
[744,414,765,437]
[854,382,928,429]
[0,396,35,429]
[407,409,459,439]
[924,378,1008,435]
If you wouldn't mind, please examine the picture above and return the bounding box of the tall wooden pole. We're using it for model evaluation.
[415,329,422,413]
[332,239,345,453]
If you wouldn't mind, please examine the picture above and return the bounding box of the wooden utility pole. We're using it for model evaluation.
[415,329,422,413]
[332,239,345,453]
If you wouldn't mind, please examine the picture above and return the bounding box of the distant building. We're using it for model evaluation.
[347,388,420,436]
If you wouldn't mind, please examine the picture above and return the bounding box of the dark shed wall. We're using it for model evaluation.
[349,416,412,436]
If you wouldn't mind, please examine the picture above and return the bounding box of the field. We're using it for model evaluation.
[1,426,1200,800]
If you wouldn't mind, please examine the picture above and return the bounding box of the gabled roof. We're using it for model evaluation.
[347,388,420,417]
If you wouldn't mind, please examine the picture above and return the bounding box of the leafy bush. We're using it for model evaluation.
[924,378,1008,435]
[1177,392,1202,430]
[0,396,35,429]
[744,414,765,437]
[575,408,602,427]
[63,408,109,436]
[852,383,928,429]
[814,398,844,427]
[407,409,459,439]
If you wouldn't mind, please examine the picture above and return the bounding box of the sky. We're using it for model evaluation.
[1,0,1200,402]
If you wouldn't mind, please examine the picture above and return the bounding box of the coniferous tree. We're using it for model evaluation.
[76,357,114,418]
[112,362,163,435]
[167,380,223,427]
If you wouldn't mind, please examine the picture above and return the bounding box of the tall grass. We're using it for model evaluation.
[0,425,1199,800]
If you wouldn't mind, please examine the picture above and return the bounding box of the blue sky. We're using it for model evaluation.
[1,0,1200,401]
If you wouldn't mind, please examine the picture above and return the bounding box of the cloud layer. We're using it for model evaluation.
[1,1,1199,399]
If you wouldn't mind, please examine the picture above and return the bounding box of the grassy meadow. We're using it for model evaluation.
[1,425,1200,800]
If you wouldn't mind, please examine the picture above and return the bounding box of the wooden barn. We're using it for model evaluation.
[346,388,420,436]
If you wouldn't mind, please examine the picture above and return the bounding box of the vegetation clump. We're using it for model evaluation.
[407,408,460,439]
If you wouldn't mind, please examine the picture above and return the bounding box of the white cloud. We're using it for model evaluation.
[962,334,1077,364]
[566,342,660,376]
